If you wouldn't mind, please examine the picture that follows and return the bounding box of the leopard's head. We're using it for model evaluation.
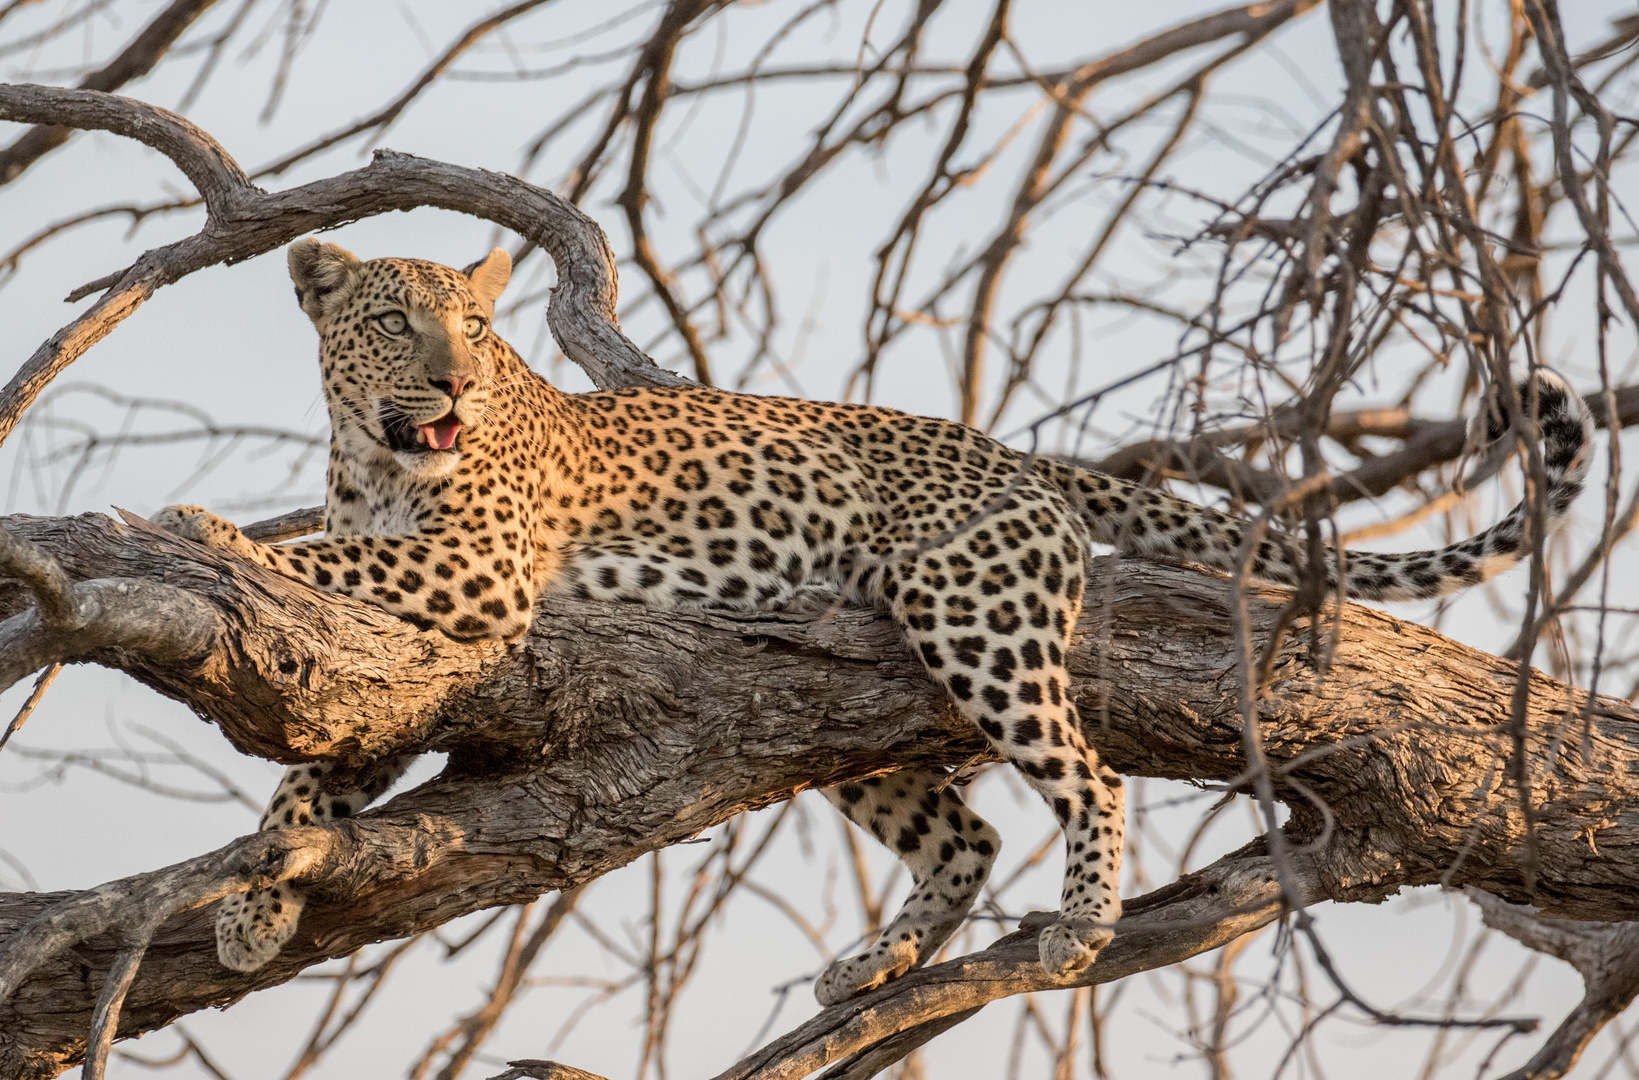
[289,238,513,478]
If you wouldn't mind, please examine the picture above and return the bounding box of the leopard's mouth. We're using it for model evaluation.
[381,403,461,453]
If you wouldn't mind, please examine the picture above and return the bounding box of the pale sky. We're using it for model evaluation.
[1,2,1634,1077]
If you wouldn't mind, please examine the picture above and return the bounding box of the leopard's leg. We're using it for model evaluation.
[890,503,1126,982]
[216,755,414,972]
[151,505,535,641]
[814,770,1001,1005]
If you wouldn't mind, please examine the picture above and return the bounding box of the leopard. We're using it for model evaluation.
[155,237,1593,998]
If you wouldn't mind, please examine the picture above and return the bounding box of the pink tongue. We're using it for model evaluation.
[419,415,461,450]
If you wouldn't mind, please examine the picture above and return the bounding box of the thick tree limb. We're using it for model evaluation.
[0,519,218,692]
[1,508,1637,1076]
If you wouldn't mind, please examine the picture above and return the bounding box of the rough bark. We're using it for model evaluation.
[1,508,1636,1076]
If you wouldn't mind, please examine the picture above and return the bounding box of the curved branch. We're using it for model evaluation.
[0,83,689,451]
[0,84,248,209]
[1468,889,1639,1080]
[717,846,1298,1080]
[0,0,220,186]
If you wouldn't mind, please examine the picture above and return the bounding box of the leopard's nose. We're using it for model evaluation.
[432,375,474,399]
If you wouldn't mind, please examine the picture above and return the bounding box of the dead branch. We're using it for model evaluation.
[1466,888,1639,1080]
[486,1060,613,1080]
[241,506,324,543]
[252,0,558,181]
[1080,384,1639,508]
[615,0,720,384]
[412,887,586,1080]
[718,847,1306,1080]
[0,0,219,186]
[0,82,688,450]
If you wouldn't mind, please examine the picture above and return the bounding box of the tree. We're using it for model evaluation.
[2,2,1639,1078]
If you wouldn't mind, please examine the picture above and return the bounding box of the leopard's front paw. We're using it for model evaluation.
[153,504,258,559]
[814,915,961,1005]
[815,933,921,1005]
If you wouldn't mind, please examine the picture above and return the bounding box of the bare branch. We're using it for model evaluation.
[615,0,720,384]
[252,0,559,180]
[82,927,154,1080]
[953,0,1322,426]
[1088,384,1639,508]
[0,0,220,186]
[0,83,689,452]
[241,506,324,543]
[485,1060,613,1080]
[0,662,59,753]
[1467,889,1639,1080]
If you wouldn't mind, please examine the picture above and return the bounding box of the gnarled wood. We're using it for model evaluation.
[1,506,1636,1076]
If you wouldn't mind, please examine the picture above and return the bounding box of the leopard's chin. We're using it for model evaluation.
[391,444,464,479]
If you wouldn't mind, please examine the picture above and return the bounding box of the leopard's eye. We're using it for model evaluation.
[376,311,409,336]
[463,315,486,340]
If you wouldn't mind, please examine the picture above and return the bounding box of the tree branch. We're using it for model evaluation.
[0,0,220,186]
[0,83,689,451]
[1077,384,1639,508]
[718,845,1301,1079]
[1467,888,1639,1080]
[1,508,1637,1076]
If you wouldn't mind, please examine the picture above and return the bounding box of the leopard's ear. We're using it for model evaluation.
[461,248,511,314]
[288,238,363,324]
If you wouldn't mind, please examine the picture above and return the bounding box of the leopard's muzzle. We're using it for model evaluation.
[380,401,462,454]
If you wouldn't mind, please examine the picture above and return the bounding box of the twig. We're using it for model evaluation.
[82,925,157,1080]
[0,662,60,753]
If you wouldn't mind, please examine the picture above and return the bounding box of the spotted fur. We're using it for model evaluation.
[156,240,1592,985]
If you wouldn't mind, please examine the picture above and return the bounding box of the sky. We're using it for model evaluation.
[1,2,1636,1078]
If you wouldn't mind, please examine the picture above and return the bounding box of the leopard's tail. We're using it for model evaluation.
[1057,369,1592,602]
